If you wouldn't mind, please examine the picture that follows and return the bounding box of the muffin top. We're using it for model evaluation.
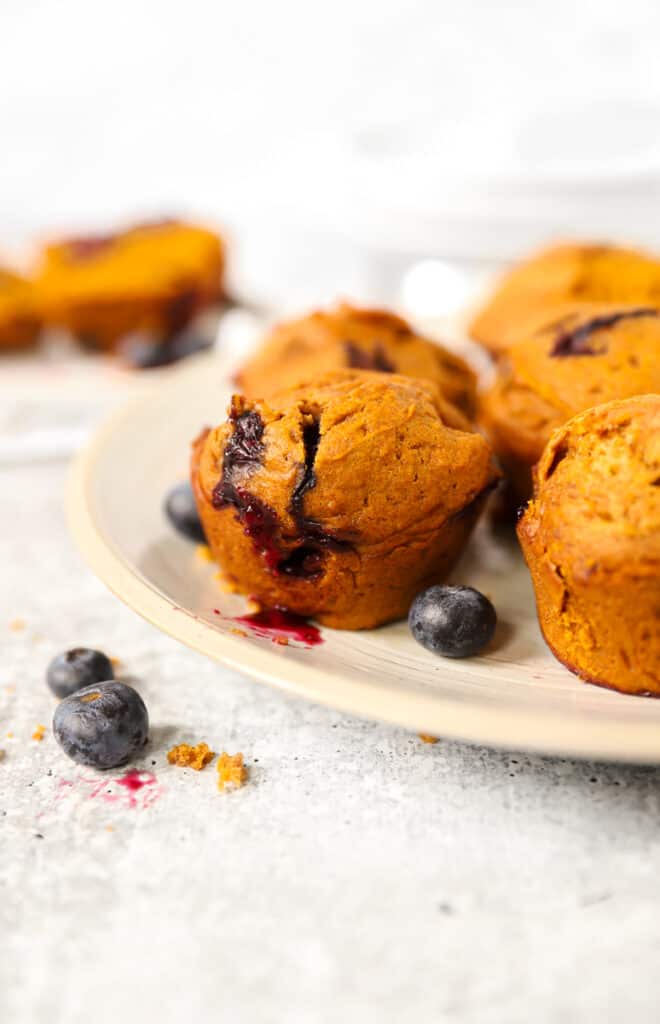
[470,242,660,354]
[196,370,495,571]
[237,303,477,417]
[482,303,660,461]
[520,394,660,576]
[36,219,224,303]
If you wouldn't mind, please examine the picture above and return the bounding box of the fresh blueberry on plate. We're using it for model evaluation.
[53,681,149,769]
[46,648,115,699]
[409,585,497,658]
[164,482,206,542]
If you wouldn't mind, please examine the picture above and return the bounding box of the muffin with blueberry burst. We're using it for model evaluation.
[236,303,477,418]
[191,370,497,630]
[479,302,660,501]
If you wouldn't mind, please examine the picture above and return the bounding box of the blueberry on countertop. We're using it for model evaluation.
[409,585,497,658]
[164,482,206,542]
[46,648,114,699]
[53,681,149,769]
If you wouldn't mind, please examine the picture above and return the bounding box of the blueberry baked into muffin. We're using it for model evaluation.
[192,370,497,629]
[36,219,225,349]
[236,303,477,418]
[479,303,660,501]
[470,242,660,356]
[0,267,41,349]
[518,395,660,696]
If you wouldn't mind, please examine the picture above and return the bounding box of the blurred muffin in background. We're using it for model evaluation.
[36,219,225,351]
[236,303,477,418]
[0,267,41,349]
[479,303,660,501]
[469,242,660,356]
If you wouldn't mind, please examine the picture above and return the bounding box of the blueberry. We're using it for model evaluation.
[46,648,114,699]
[164,482,206,542]
[409,585,496,658]
[119,329,212,370]
[53,681,149,769]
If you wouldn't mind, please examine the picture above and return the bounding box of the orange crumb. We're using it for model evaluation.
[230,627,248,638]
[109,656,122,669]
[167,741,215,771]
[106,825,114,832]
[196,544,214,562]
[274,636,289,646]
[5,685,15,694]
[217,752,247,791]
[32,724,47,741]
[8,618,25,632]
[80,692,102,703]
[6,732,14,739]
[214,571,239,593]
[419,733,439,744]
[245,598,261,615]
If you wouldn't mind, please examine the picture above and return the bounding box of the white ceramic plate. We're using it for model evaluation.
[68,353,660,763]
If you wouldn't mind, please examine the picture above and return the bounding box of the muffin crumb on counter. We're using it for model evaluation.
[217,752,247,791]
[167,742,215,770]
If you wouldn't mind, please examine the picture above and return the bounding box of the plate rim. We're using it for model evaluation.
[67,360,660,764]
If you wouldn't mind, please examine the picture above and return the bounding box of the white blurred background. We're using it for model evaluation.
[3,0,660,312]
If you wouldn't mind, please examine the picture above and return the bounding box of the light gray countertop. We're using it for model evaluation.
[3,384,660,1024]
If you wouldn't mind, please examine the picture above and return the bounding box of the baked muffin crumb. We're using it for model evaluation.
[32,724,46,741]
[167,742,215,770]
[217,752,247,791]
[418,734,439,744]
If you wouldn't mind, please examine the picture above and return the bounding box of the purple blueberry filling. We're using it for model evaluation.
[280,413,347,577]
[344,341,395,372]
[66,235,116,261]
[213,405,347,579]
[550,307,658,357]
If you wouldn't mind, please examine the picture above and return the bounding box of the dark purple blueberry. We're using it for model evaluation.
[119,329,213,370]
[53,681,149,769]
[46,648,114,699]
[550,307,657,357]
[409,585,496,658]
[164,482,206,543]
[344,341,395,372]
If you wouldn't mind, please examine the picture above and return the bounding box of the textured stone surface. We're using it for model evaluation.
[3,397,660,1024]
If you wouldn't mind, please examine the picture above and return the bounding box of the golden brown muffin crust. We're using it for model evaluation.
[237,302,477,418]
[0,267,41,350]
[518,395,660,695]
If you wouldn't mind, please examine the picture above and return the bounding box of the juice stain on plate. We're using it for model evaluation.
[215,607,323,647]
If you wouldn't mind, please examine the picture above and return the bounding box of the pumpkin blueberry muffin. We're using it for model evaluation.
[36,219,225,349]
[517,395,660,695]
[480,303,660,501]
[470,242,660,356]
[236,303,477,418]
[192,370,497,630]
[0,267,41,349]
